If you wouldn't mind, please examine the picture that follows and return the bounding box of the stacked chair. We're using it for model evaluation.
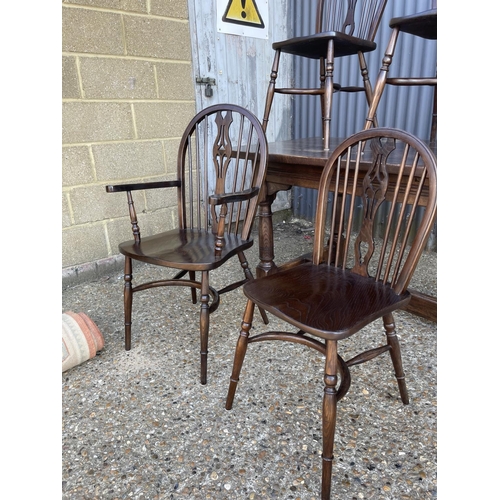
[262,0,388,149]
[364,3,437,143]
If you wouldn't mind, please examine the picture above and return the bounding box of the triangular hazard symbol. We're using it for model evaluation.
[222,0,265,29]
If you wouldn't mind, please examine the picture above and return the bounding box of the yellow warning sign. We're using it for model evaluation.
[222,0,265,29]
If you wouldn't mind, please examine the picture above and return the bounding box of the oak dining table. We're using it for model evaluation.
[255,136,437,323]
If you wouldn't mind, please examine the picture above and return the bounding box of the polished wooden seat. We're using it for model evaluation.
[106,104,269,384]
[226,127,437,499]
[262,0,388,150]
[365,5,437,143]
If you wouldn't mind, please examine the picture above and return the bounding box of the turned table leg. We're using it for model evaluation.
[257,187,278,278]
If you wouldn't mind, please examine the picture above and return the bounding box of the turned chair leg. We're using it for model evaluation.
[321,340,339,500]
[383,313,409,405]
[321,41,335,151]
[124,256,133,351]
[199,271,210,385]
[189,271,197,304]
[237,252,268,325]
[226,299,255,410]
[262,50,280,133]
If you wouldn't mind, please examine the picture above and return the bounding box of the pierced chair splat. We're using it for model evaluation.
[225,127,437,499]
[106,104,269,385]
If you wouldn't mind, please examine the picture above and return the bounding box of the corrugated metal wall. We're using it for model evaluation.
[289,0,437,238]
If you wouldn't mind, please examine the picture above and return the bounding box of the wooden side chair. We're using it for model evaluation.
[364,5,437,143]
[262,0,388,150]
[106,104,269,385]
[226,127,437,499]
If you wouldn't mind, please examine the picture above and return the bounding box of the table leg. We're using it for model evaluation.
[257,189,278,278]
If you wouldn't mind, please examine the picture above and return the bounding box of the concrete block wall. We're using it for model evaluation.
[62,0,195,283]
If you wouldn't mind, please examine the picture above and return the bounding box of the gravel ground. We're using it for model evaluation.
[62,216,437,499]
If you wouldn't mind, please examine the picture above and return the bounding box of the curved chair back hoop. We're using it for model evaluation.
[176,104,268,241]
[312,127,437,295]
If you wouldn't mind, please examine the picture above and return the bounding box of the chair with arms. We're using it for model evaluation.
[225,127,437,499]
[262,0,388,150]
[106,104,269,385]
[364,4,437,143]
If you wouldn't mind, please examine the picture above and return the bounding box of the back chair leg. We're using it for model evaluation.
[321,340,339,500]
[237,251,253,282]
[383,313,409,405]
[189,271,197,304]
[124,256,133,351]
[226,299,255,410]
[237,252,268,325]
[199,271,210,385]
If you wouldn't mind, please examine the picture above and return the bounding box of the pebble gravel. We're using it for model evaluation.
[62,217,437,499]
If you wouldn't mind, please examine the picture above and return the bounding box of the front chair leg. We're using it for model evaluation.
[124,256,133,351]
[321,340,339,500]
[226,299,255,410]
[383,313,409,404]
[199,271,210,385]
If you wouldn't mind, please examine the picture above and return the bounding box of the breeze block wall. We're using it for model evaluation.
[62,0,195,284]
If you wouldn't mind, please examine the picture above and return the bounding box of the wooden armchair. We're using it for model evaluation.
[106,104,269,384]
[262,0,388,150]
[225,127,437,499]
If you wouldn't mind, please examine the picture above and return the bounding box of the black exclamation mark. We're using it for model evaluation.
[241,0,246,19]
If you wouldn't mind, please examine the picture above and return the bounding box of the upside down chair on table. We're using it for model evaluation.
[262,0,389,150]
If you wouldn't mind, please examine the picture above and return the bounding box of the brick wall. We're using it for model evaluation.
[62,0,195,281]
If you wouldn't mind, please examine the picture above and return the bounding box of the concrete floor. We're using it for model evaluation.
[62,217,437,499]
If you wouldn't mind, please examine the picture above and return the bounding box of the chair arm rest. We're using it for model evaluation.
[106,180,181,193]
[209,187,259,206]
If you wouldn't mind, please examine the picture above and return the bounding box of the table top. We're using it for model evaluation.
[264,136,436,203]
[268,136,437,166]
[241,136,436,169]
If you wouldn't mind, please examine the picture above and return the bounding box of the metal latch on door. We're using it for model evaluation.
[196,77,216,97]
